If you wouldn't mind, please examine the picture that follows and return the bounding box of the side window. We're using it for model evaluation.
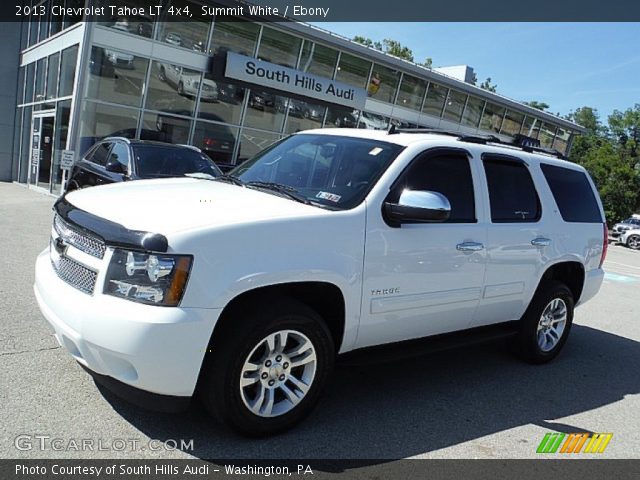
[108,143,130,170]
[393,152,476,223]
[540,163,602,223]
[88,142,112,167]
[483,156,540,223]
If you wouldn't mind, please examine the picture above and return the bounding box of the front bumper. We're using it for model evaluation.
[34,248,221,398]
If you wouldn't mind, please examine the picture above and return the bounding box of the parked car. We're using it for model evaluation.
[152,111,236,165]
[158,63,218,101]
[65,138,221,191]
[88,47,115,77]
[609,214,640,243]
[327,109,359,128]
[248,90,276,110]
[282,99,324,121]
[103,23,135,69]
[36,129,606,436]
[619,226,640,250]
[164,32,182,46]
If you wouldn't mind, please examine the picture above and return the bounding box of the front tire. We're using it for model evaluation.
[512,281,574,364]
[199,298,335,436]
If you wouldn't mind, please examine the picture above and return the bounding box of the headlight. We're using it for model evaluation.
[104,248,192,306]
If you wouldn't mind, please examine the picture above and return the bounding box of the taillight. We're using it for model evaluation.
[599,223,608,268]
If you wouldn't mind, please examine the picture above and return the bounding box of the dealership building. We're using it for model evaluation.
[1,0,586,195]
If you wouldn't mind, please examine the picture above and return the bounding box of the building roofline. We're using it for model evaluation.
[270,20,586,133]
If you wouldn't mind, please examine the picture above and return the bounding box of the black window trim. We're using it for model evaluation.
[385,146,478,225]
[481,152,542,224]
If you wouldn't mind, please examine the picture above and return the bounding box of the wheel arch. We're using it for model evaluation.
[208,281,347,354]
[536,261,586,304]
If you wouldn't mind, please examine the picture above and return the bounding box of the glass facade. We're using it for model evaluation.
[12,16,582,193]
[423,82,448,117]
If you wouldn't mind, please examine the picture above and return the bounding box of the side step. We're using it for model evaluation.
[338,321,519,366]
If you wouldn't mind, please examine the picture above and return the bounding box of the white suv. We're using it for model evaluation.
[34,129,607,436]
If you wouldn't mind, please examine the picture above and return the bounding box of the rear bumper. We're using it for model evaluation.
[577,268,604,307]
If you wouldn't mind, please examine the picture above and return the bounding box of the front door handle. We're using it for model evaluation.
[531,237,552,247]
[456,241,485,252]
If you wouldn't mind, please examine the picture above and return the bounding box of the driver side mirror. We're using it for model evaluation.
[384,189,451,226]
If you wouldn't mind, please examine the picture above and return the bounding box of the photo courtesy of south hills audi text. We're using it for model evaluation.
[15,464,211,477]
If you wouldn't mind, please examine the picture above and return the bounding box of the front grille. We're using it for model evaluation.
[54,214,106,259]
[51,255,97,295]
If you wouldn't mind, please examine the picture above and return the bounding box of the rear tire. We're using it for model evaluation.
[512,281,574,364]
[199,298,335,437]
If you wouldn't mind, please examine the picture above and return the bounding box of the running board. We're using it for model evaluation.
[338,321,519,366]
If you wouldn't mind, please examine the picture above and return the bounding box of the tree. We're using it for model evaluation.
[566,107,605,136]
[422,57,433,69]
[352,36,382,51]
[352,36,416,62]
[524,101,550,111]
[381,39,414,62]
[567,105,640,224]
[578,141,640,223]
[480,77,497,93]
[608,104,640,158]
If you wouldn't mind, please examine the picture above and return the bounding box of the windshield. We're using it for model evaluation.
[133,145,222,179]
[230,134,404,209]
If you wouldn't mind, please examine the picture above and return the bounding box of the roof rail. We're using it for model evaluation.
[386,126,566,159]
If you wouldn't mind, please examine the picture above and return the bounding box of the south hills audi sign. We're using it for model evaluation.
[225,52,367,110]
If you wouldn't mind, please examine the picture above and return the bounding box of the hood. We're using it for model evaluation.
[64,178,325,236]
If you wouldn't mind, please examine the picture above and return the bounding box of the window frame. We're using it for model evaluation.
[481,153,542,224]
[106,141,131,174]
[539,163,603,224]
[87,141,114,167]
[386,147,478,224]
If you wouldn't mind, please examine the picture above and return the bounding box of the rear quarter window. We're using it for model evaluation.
[540,163,603,223]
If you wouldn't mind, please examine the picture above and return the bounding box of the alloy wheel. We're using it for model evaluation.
[239,329,317,418]
[536,298,567,352]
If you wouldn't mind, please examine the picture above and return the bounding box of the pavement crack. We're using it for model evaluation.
[0,345,61,357]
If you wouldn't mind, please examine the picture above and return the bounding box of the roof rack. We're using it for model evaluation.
[386,125,566,159]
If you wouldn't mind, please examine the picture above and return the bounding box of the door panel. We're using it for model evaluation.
[471,155,547,327]
[357,149,488,348]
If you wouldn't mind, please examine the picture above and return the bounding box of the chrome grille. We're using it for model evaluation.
[54,214,106,259]
[51,255,97,295]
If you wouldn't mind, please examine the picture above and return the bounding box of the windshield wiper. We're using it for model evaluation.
[215,174,244,186]
[245,181,312,205]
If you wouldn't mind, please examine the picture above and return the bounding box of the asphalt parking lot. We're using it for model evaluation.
[1,181,638,460]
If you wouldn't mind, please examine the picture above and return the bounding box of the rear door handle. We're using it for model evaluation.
[531,237,552,247]
[456,241,485,252]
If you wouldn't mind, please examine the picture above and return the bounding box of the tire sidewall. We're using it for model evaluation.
[518,281,574,363]
[202,300,334,436]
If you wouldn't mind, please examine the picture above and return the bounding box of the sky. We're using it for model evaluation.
[312,22,640,121]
